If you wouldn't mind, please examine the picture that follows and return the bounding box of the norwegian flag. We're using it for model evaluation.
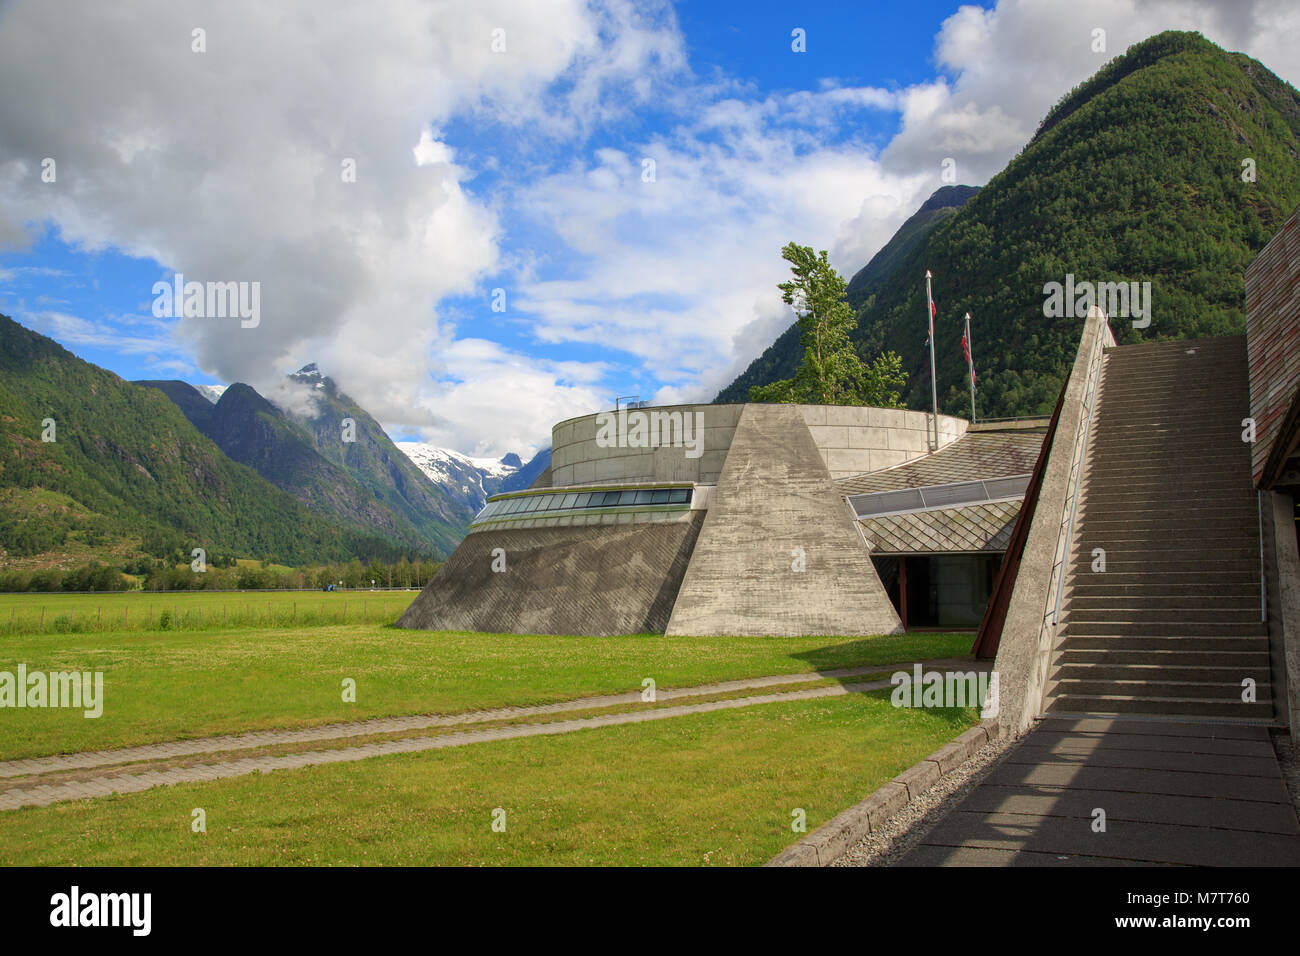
[961,331,974,382]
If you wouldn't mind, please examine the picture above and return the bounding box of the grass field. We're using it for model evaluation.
[1,610,974,758]
[0,589,418,635]
[0,590,982,865]
[0,690,976,865]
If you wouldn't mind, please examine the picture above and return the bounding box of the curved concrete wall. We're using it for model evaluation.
[550,403,967,486]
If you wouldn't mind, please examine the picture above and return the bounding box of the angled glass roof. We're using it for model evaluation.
[847,474,1031,520]
[472,486,692,525]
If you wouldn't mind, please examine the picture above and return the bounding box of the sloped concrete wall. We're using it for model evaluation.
[664,404,902,638]
[396,514,703,636]
[992,308,1113,734]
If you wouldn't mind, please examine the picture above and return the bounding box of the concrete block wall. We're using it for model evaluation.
[550,403,967,488]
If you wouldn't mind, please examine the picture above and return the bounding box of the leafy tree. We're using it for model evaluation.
[749,242,908,407]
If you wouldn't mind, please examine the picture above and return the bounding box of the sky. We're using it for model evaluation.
[1,0,1297,458]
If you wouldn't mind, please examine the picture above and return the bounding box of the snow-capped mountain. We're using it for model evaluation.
[395,447,543,520]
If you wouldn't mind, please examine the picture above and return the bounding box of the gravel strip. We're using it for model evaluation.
[833,728,1023,867]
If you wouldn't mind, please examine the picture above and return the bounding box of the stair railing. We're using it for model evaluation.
[1050,314,1114,627]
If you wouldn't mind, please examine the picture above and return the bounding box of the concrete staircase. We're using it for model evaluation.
[1046,336,1276,722]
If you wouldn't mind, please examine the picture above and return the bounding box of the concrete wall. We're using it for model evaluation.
[992,307,1114,735]
[665,403,903,638]
[396,515,704,637]
[550,403,967,487]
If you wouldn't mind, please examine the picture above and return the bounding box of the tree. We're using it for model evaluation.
[748,242,907,408]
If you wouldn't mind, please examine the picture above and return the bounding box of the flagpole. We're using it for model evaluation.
[965,312,977,423]
[925,270,938,451]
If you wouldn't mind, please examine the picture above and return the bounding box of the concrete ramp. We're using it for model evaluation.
[396,515,702,637]
[665,403,902,637]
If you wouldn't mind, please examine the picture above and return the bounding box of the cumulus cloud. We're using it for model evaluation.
[0,0,682,454]
[1,0,1297,457]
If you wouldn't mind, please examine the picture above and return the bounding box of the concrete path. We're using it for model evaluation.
[0,658,987,812]
[895,716,1300,866]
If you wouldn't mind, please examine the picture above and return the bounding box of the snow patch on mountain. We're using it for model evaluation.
[397,442,523,511]
[193,384,227,404]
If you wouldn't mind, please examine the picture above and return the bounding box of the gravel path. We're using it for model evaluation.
[833,727,1023,867]
[0,677,903,811]
[1,656,980,780]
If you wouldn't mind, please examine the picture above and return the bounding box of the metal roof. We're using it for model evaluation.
[837,430,1045,495]
[859,500,1022,554]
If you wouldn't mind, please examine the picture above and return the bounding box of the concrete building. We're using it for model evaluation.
[398,398,1046,637]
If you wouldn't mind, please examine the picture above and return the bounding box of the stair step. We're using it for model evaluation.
[1067,560,1260,575]
[1045,695,1275,718]
[1050,678,1270,699]
[1065,607,1263,624]
[1055,648,1270,667]
[1064,594,1260,610]
[1050,663,1271,682]
[1058,634,1270,651]
[1063,573,1261,587]
[1062,621,1267,636]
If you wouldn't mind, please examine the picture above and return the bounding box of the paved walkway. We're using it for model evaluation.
[0,658,985,812]
[896,716,1300,866]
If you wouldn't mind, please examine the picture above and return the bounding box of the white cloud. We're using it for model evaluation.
[2,0,1297,460]
[0,0,684,455]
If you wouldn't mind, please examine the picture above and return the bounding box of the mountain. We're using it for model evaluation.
[139,370,463,557]
[845,184,982,307]
[398,443,552,513]
[278,364,465,554]
[718,31,1300,419]
[0,314,377,567]
[193,384,226,404]
[715,184,979,404]
[136,379,441,552]
[500,447,551,492]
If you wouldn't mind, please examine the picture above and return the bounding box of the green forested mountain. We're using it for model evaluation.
[280,365,464,555]
[718,31,1300,418]
[0,314,409,566]
[137,377,461,556]
[716,184,979,404]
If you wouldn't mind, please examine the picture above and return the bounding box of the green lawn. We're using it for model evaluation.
[0,622,975,759]
[0,690,976,866]
[0,589,417,635]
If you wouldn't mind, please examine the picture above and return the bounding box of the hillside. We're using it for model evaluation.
[137,379,445,552]
[715,184,979,404]
[278,365,464,555]
[0,314,380,567]
[719,31,1300,418]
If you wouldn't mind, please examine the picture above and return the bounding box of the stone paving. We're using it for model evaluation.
[894,716,1300,866]
[0,660,986,811]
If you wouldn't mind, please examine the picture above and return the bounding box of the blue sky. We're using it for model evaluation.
[0,0,1294,456]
